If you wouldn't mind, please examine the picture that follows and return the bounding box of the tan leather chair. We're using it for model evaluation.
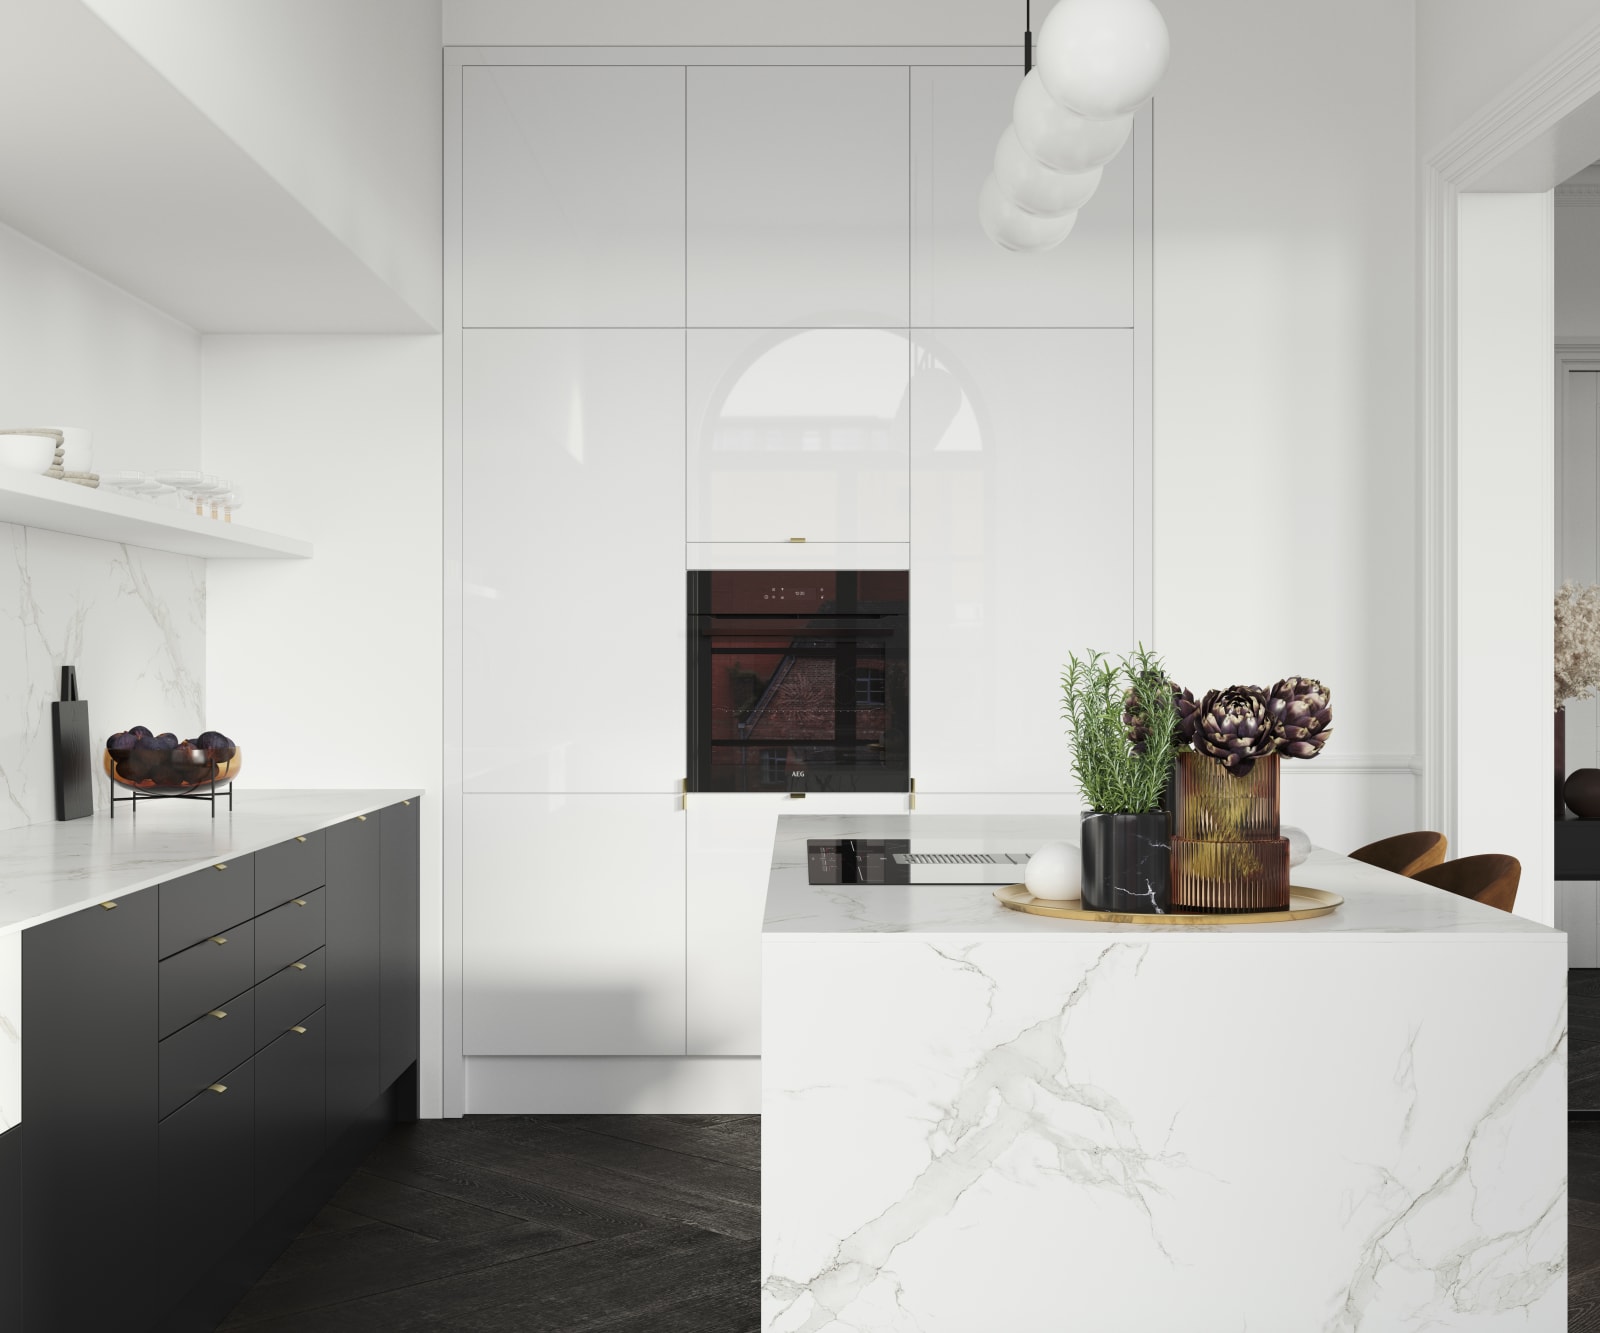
[1348,831,1448,878]
[1411,854,1521,914]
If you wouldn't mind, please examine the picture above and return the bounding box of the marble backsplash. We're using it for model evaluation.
[0,521,205,831]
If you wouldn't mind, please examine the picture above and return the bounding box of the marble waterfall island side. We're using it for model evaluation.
[761,814,1566,1333]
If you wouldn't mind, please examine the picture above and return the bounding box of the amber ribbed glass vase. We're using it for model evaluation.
[1171,753,1290,911]
[1173,753,1279,840]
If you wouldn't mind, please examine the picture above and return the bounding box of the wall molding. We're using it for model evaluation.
[1421,10,1600,854]
[1557,183,1600,207]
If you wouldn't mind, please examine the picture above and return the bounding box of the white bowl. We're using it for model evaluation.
[0,431,61,473]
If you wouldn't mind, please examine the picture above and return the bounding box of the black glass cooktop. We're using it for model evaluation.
[806,839,1032,885]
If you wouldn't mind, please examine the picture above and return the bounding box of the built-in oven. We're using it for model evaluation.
[687,570,908,793]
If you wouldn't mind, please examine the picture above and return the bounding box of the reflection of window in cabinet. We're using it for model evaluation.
[761,750,790,786]
[856,669,886,706]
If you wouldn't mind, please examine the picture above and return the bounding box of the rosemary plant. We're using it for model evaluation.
[1060,645,1179,815]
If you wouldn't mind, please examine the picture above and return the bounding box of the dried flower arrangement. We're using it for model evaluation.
[1122,675,1332,776]
[1555,581,1600,708]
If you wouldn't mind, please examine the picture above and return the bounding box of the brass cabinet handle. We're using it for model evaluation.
[295,835,307,843]
[357,814,367,822]
[100,901,117,910]
[292,898,307,907]
[290,1025,306,1035]
[208,1083,227,1094]
[214,863,228,871]
[681,778,688,812]
[789,536,806,543]
[208,1009,227,1020]
[291,962,307,971]
[210,936,227,945]
[403,800,411,806]
[909,778,917,811]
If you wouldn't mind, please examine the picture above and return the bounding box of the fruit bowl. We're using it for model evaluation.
[103,744,242,791]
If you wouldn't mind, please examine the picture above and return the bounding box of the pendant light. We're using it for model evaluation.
[980,0,1169,254]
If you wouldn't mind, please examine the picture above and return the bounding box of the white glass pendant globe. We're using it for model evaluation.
[1012,71,1133,173]
[1024,841,1082,900]
[978,176,1078,252]
[1035,0,1170,120]
[993,125,1103,216]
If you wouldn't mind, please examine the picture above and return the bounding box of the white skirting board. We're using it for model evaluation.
[465,1056,760,1115]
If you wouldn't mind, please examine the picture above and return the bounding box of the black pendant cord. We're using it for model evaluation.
[1024,0,1033,73]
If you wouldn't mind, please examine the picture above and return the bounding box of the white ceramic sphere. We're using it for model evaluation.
[1035,0,1171,120]
[1012,71,1134,173]
[1283,825,1311,869]
[1025,841,1083,900]
[978,175,1078,253]
[993,125,1104,216]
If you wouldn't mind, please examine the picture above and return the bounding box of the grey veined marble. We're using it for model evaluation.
[761,814,1566,1330]
[0,521,205,831]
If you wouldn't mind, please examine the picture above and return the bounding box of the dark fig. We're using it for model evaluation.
[106,731,139,752]
[147,733,178,751]
[196,730,235,750]
[129,725,153,739]
[122,751,155,778]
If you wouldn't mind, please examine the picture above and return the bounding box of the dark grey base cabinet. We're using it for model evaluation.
[18,798,420,1333]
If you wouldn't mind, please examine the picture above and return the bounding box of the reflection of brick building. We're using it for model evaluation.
[710,640,889,790]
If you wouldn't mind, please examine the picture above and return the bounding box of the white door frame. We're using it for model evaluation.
[1420,17,1600,907]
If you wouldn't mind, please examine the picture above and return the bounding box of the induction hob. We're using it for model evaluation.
[806,838,1033,885]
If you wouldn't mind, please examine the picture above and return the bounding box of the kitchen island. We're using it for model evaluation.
[762,814,1566,1332]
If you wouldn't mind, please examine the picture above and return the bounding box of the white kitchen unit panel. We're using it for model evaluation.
[463,329,685,794]
[910,67,1135,329]
[463,794,686,1056]
[686,543,909,571]
[463,65,685,326]
[687,793,907,1056]
[688,66,909,327]
[688,328,910,544]
[910,330,1134,793]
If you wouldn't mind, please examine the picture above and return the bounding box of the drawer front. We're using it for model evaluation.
[255,1008,326,1215]
[256,830,327,913]
[255,948,325,1050]
[255,889,326,983]
[159,989,255,1120]
[160,922,255,1039]
[159,857,255,959]
[159,1057,253,1309]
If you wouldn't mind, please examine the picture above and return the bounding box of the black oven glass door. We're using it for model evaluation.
[688,571,908,793]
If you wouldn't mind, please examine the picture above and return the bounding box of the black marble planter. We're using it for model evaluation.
[1080,811,1172,914]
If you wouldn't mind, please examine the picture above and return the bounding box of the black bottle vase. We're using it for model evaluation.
[1080,811,1172,914]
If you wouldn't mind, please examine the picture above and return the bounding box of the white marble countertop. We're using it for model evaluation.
[0,789,420,938]
[762,814,1561,942]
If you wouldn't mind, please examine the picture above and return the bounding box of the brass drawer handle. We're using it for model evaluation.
[208,1009,228,1020]
[100,901,117,910]
[403,800,411,806]
[208,1083,227,1094]
[214,863,228,871]
[290,1025,306,1035]
[210,936,227,945]
[295,836,307,843]
[291,962,307,971]
[292,898,307,907]
[357,815,367,822]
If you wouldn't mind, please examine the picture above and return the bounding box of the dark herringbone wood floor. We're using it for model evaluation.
[218,1115,759,1332]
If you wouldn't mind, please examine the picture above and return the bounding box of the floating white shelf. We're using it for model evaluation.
[0,471,311,561]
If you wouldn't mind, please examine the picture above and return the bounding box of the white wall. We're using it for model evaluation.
[202,334,444,1115]
[0,217,206,830]
[1457,193,1555,926]
[1416,0,1600,154]
[1558,176,1600,340]
[86,0,443,330]
[0,220,199,474]
[1151,0,1418,852]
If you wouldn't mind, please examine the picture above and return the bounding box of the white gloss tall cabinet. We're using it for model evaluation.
[445,47,1152,1115]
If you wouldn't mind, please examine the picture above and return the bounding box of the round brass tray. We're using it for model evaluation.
[994,883,1343,925]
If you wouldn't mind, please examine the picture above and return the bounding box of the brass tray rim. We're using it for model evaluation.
[993,883,1343,926]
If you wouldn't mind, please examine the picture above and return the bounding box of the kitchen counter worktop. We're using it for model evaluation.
[762,813,1557,941]
[761,812,1565,1331]
[0,789,421,939]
